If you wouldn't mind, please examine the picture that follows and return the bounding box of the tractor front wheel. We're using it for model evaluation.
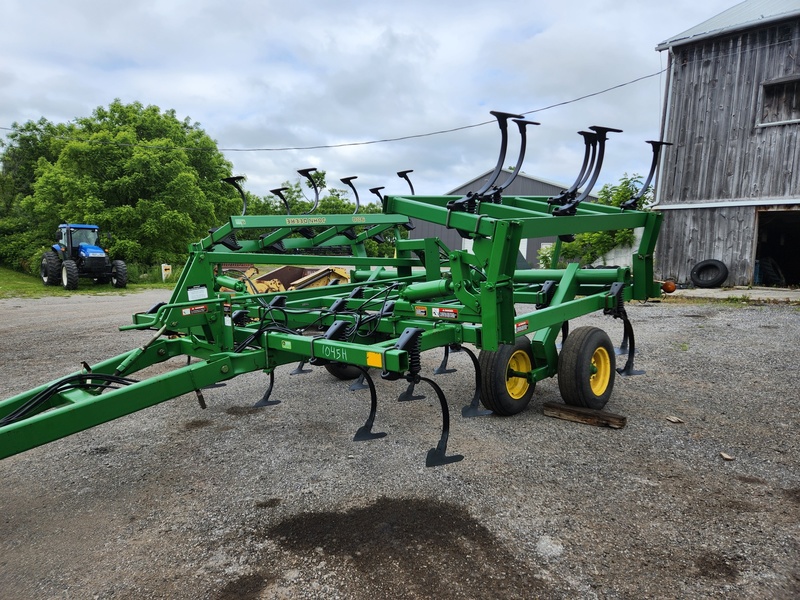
[479,336,535,416]
[558,326,615,410]
[40,251,61,286]
[111,260,128,288]
[61,260,79,290]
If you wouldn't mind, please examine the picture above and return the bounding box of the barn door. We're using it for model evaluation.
[754,208,800,286]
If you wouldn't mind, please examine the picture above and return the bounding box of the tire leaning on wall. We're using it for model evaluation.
[690,259,729,288]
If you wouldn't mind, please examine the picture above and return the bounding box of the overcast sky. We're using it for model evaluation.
[1,0,739,201]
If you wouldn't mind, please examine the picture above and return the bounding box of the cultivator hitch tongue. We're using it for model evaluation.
[0,108,669,468]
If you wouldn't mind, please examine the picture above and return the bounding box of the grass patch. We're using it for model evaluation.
[0,266,173,299]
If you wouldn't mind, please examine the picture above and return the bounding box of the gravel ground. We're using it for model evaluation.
[0,290,798,599]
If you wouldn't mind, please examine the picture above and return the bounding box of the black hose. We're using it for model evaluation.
[0,373,137,427]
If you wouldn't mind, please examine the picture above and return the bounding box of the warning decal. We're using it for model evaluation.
[432,307,459,319]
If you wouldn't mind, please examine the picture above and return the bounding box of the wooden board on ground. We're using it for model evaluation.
[542,402,627,429]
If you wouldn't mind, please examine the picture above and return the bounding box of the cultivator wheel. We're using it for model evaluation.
[61,259,79,290]
[40,251,61,286]
[324,363,362,381]
[479,336,535,416]
[558,326,615,410]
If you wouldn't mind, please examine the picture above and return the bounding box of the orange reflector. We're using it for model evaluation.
[366,352,382,368]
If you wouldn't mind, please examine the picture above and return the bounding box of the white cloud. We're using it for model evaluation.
[1,0,738,199]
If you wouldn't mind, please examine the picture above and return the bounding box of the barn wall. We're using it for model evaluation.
[660,19,800,204]
[655,205,756,285]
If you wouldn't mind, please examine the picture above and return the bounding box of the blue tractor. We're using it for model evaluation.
[40,224,127,290]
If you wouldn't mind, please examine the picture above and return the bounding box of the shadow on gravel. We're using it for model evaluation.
[245,496,551,599]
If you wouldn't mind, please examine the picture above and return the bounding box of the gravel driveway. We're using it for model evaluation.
[0,290,798,599]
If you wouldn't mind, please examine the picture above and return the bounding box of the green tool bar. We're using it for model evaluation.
[513,212,647,238]
[199,251,420,268]
[512,267,629,284]
[386,194,650,240]
[385,196,499,237]
[264,332,408,373]
[0,354,254,460]
[512,290,630,338]
[229,213,407,228]
[506,195,630,215]
[125,296,230,330]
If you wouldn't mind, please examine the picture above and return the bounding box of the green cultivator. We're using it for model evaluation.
[0,111,671,466]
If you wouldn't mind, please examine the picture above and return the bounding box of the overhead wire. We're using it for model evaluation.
[0,68,668,153]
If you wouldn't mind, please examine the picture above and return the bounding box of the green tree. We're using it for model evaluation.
[540,173,650,268]
[0,100,239,271]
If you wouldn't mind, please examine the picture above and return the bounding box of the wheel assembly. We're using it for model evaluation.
[111,260,128,288]
[558,326,615,410]
[479,336,535,416]
[324,363,362,381]
[61,260,79,290]
[40,251,61,286]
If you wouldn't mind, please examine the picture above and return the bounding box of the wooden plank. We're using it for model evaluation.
[542,402,627,429]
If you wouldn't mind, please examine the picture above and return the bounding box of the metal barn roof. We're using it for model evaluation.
[445,169,588,197]
[656,0,800,50]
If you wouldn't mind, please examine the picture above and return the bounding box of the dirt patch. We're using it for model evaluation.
[265,497,549,599]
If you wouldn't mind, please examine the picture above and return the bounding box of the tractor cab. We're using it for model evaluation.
[56,224,103,260]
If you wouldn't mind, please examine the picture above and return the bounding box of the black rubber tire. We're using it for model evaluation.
[61,259,79,290]
[478,336,535,416]
[558,326,615,410]
[758,257,786,287]
[111,260,128,288]
[40,251,61,286]
[690,259,728,288]
[324,363,362,381]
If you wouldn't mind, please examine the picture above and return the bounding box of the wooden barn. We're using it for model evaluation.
[654,0,800,287]
[411,170,595,267]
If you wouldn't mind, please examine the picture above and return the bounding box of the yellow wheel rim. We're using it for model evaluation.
[506,349,532,400]
[589,346,611,396]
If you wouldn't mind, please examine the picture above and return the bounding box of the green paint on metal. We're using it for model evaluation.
[1,176,666,459]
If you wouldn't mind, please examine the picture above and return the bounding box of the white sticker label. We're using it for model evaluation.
[187,285,208,301]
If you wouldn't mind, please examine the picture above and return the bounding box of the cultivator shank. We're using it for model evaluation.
[0,112,670,465]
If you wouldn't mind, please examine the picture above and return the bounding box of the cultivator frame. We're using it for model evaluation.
[0,111,669,466]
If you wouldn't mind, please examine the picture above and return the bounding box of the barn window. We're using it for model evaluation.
[759,76,800,126]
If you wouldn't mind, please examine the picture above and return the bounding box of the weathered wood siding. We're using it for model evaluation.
[656,17,800,284]
[660,19,800,203]
[657,206,756,285]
